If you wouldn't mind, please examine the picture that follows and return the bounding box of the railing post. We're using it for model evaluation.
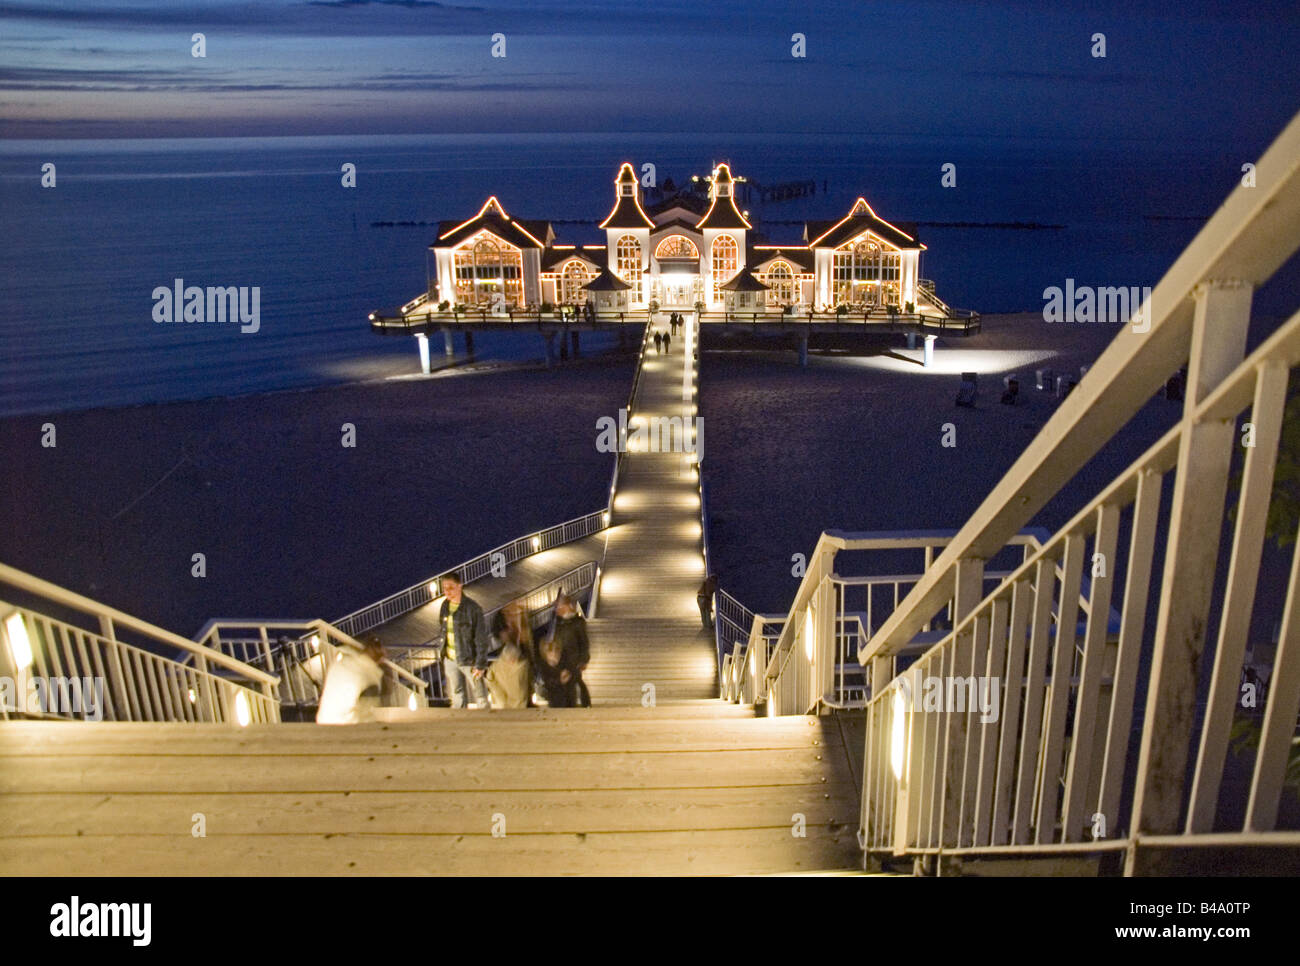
[938,557,984,847]
[1129,279,1253,851]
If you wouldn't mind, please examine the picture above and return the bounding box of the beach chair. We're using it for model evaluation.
[956,372,978,407]
[1036,368,1055,392]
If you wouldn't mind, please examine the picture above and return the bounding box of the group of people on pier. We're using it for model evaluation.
[432,571,591,710]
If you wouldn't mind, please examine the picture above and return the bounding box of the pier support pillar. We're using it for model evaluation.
[542,332,556,368]
[570,330,580,359]
[443,329,455,357]
[907,331,917,350]
[464,331,475,358]
[559,328,569,361]
[798,334,809,368]
[923,334,936,368]
[416,333,431,374]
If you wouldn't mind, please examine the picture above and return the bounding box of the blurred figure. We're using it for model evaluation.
[537,636,578,708]
[697,574,718,632]
[551,593,591,707]
[316,637,385,725]
[487,641,532,709]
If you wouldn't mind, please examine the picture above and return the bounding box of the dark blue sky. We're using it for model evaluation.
[1,0,1298,151]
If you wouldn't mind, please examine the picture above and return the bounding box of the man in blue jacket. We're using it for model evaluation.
[435,571,492,708]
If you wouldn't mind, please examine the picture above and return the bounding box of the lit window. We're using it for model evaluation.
[762,260,795,306]
[710,234,739,303]
[615,235,642,303]
[655,235,699,259]
[560,259,594,304]
[453,232,523,307]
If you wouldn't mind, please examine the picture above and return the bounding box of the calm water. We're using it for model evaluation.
[0,132,1260,416]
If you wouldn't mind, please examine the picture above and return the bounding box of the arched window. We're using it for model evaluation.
[832,235,899,305]
[560,259,594,304]
[655,234,699,259]
[453,232,523,306]
[615,235,642,303]
[762,260,795,306]
[710,234,739,302]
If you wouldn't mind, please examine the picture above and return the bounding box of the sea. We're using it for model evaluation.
[1,131,1288,417]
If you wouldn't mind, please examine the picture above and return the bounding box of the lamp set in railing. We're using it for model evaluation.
[3,611,33,672]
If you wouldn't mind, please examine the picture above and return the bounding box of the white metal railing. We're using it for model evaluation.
[333,509,609,639]
[0,563,279,724]
[759,531,1039,715]
[855,108,1300,871]
[188,617,427,713]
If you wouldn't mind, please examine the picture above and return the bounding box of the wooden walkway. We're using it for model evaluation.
[587,317,718,705]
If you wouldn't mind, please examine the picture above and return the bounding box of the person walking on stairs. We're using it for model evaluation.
[435,571,491,708]
[551,592,591,707]
[697,574,718,632]
[654,330,663,354]
[662,330,672,354]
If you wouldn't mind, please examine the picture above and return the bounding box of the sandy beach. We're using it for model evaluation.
[698,312,1189,614]
[0,352,634,637]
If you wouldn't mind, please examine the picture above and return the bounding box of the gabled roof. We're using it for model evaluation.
[720,266,769,292]
[435,196,551,250]
[750,246,815,272]
[600,163,655,230]
[648,192,707,220]
[542,246,605,271]
[804,197,922,250]
[650,217,703,236]
[696,163,752,230]
[583,266,633,291]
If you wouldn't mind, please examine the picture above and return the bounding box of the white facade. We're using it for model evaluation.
[424,165,938,316]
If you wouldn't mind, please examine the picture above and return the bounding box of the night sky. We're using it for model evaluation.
[2,0,1298,153]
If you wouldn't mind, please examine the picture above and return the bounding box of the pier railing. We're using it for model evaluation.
[696,307,980,332]
[383,560,599,703]
[850,109,1300,870]
[371,306,653,332]
[333,509,609,639]
[188,617,428,713]
[0,562,279,724]
[755,532,1038,714]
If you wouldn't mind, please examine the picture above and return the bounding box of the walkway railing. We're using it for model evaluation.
[606,319,653,519]
[851,109,1300,870]
[188,617,427,713]
[384,560,599,703]
[371,307,653,331]
[0,562,279,724]
[696,308,980,332]
[756,532,1038,714]
[333,509,609,639]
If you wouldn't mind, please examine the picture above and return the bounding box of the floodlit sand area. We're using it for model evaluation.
[0,354,634,637]
[698,313,1187,614]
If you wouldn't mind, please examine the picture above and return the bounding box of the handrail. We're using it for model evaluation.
[0,562,277,686]
[854,108,1300,870]
[607,316,653,513]
[332,508,608,639]
[862,110,1300,669]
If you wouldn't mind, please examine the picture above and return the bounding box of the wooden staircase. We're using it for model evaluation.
[0,706,862,875]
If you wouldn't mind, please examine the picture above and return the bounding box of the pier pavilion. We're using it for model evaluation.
[425,162,930,315]
[370,162,978,370]
[6,111,1300,876]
